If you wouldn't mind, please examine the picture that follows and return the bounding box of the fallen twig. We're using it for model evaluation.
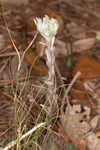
[65,71,81,95]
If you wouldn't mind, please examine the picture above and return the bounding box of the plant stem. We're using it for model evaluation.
[45,40,57,116]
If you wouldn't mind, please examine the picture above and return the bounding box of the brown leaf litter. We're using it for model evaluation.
[1,0,100,150]
[71,55,100,107]
[61,104,100,150]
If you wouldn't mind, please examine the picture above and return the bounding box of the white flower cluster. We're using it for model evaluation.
[34,15,59,42]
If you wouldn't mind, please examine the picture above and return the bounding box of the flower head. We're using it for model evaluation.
[34,15,59,42]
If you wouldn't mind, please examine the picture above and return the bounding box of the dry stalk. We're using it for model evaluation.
[65,71,81,95]
[2,122,45,150]
[61,71,81,114]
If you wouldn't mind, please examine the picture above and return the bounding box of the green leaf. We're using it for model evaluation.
[70,144,77,150]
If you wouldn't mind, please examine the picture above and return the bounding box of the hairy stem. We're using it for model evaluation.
[45,40,57,115]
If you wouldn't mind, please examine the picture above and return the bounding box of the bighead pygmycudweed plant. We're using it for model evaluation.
[34,15,59,114]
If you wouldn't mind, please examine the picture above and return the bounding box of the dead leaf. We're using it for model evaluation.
[70,79,86,101]
[67,22,86,39]
[35,34,47,57]
[24,47,48,76]
[96,142,100,150]
[73,38,96,53]
[71,56,100,105]
[77,139,87,150]
[90,115,100,129]
[58,126,71,142]
[87,133,100,150]
[83,78,100,105]
[54,39,68,57]
[72,56,100,79]
[25,16,36,32]
[61,104,91,138]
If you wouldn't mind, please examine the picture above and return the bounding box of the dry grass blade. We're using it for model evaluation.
[17,31,38,71]
[0,52,17,57]
[2,122,46,150]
